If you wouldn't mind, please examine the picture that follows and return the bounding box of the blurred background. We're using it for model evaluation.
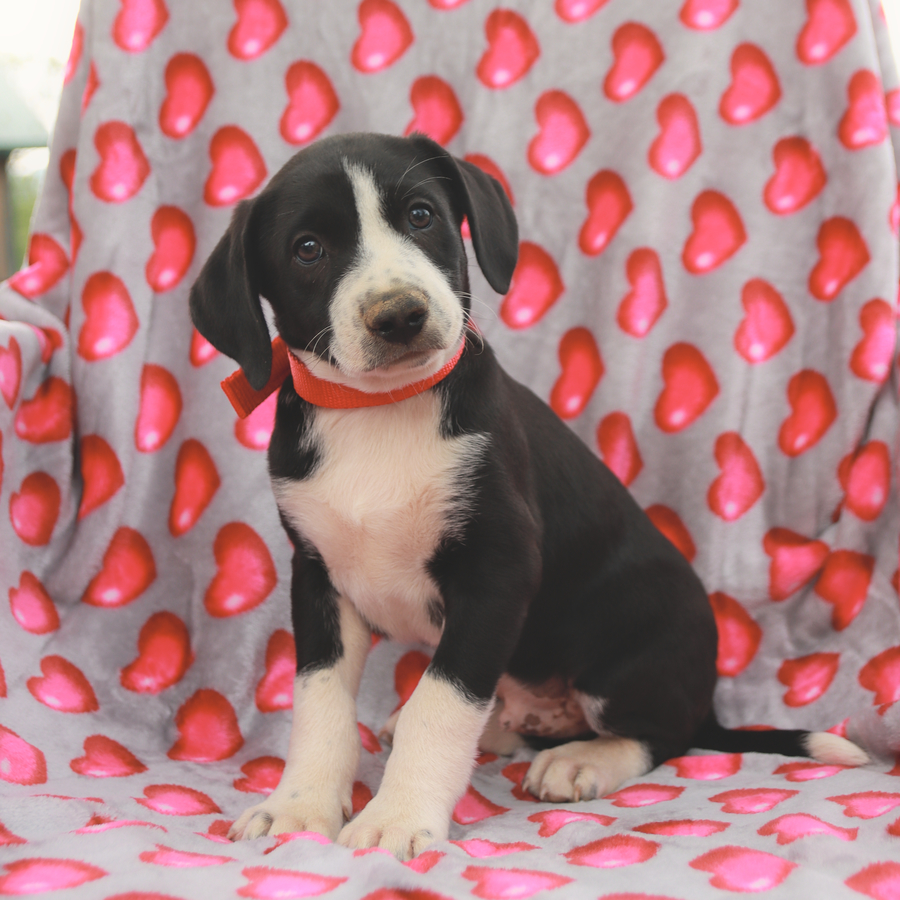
[2,0,900,280]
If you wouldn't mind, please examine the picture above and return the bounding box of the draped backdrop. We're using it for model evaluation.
[2,0,900,897]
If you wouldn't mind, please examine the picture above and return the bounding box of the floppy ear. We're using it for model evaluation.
[189,199,273,391]
[409,135,519,294]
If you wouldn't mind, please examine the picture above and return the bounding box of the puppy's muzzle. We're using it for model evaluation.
[363,291,429,346]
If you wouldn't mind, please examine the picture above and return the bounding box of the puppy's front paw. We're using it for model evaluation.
[338,796,446,860]
[229,792,345,842]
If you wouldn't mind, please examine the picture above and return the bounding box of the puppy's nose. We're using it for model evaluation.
[363,293,428,345]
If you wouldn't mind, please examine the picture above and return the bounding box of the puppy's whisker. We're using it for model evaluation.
[401,175,452,200]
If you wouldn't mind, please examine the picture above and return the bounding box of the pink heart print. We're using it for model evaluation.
[82,527,157,608]
[9,571,60,635]
[113,0,169,52]
[405,76,463,145]
[549,327,604,420]
[135,364,182,453]
[777,652,840,707]
[27,655,99,713]
[70,735,147,777]
[796,0,857,64]
[579,170,633,256]
[90,122,150,203]
[280,61,340,145]
[477,9,540,89]
[169,439,220,536]
[168,689,244,761]
[145,206,196,292]
[528,91,590,175]
[500,242,564,329]
[228,0,287,61]
[204,126,268,207]
[159,53,214,139]
[719,44,781,124]
[10,471,61,547]
[351,0,413,73]
[649,93,702,179]
[708,592,761,677]
[203,522,277,618]
[78,434,125,519]
[78,271,139,361]
[603,22,664,103]
[617,248,668,337]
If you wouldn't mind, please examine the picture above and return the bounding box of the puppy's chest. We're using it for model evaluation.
[273,394,485,644]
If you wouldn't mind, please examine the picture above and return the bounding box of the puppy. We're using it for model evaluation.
[190,132,867,860]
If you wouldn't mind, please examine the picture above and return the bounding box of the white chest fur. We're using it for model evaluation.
[272,392,487,645]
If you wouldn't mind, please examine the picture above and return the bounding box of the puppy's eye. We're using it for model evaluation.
[408,206,432,230]
[293,237,323,265]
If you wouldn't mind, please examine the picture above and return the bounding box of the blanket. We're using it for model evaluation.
[2,0,900,896]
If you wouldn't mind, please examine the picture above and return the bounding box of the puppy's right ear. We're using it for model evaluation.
[189,199,273,391]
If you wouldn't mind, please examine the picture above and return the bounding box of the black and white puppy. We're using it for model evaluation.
[190,132,867,860]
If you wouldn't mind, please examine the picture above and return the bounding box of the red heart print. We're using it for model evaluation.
[10,472,60,546]
[500,242,564,329]
[527,91,589,176]
[889,88,900,127]
[394,649,430,708]
[763,527,829,601]
[404,76,463,145]
[477,9,540,90]
[645,504,696,561]
[113,0,168,52]
[78,271,139,361]
[204,522,277,617]
[9,571,59,635]
[28,655,98,713]
[654,342,719,432]
[797,0,857,64]
[550,327,604,420]
[82,527,157,608]
[682,190,745,274]
[851,298,895,382]
[578,170,632,256]
[70,735,147,777]
[839,441,889,522]
[454,784,513,820]
[666,754,741,780]
[814,549,874,630]
[0,861,104,895]
[204,127,267,207]
[764,137,826,215]
[809,217,869,301]
[159,53,213,139]
[709,592,761,677]
[596,411,643,486]
[0,337,21,408]
[617,247,667,337]
[256,629,295,711]
[78,435,124,519]
[352,0,413,73]
[136,783,221,816]
[169,439,220,537]
[690,847,796,892]
[32,327,63,365]
[859,647,900,706]
[778,369,836,456]
[60,149,82,262]
[235,389,277,450]
[828,792,900,819]
[648,93,701,180]
[429,0,471,7]
[734,279,794,363]
[146,206,195,293]
[564,834,659,868]
[121,611,193,693]
[280,61,340,145]
[234,756,284,794]
[8,233,69,299]
[529,810,615,837]
[82,60,100,113]
[776,760,849,781]
[633,820,729,837]
[679,0,738,29]
[606,783,685,808]
[555,0,609,22]
[228,0,287,60]
[136,364,182,452]
[359,723,381,754]
[710,788,799,814]
[603,22,664,103]
[0,726,47,786]
[168,689,244,761]
[707,432,764,522]
[190,328,219,367]
[846,862,900,899]
[778,652,840,707]
[461,866,570,896]
[64,20,83,84]
[452,837,539,857]
[90,121,150,203]
[140,845,235,866]
[719,44,781,125]
[839,70,888,149]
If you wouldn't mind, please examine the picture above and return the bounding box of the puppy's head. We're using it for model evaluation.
[190,133,518,391]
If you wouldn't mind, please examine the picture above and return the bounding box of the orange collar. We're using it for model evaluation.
[221,336,464,418]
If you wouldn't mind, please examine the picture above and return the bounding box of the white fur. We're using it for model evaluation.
[338,671,492,859]
[523,736,653,803]
[229,597,371,841]
[319,163,465,385]
[804,732,870,767]
[273,392,487,646]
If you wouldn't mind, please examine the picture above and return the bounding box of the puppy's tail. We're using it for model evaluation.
[693,714,870,767]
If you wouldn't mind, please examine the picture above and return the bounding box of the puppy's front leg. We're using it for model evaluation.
[230,589,370,842]
[338,669,492,859]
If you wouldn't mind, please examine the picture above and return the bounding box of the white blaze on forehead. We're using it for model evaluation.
[326,161,464,378]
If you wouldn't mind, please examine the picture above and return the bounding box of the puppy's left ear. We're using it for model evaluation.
[412,136,519,294]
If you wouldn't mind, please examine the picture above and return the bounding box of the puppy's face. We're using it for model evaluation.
[250,136,471,382]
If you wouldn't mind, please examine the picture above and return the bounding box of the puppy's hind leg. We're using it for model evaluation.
[522,736,653,802]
